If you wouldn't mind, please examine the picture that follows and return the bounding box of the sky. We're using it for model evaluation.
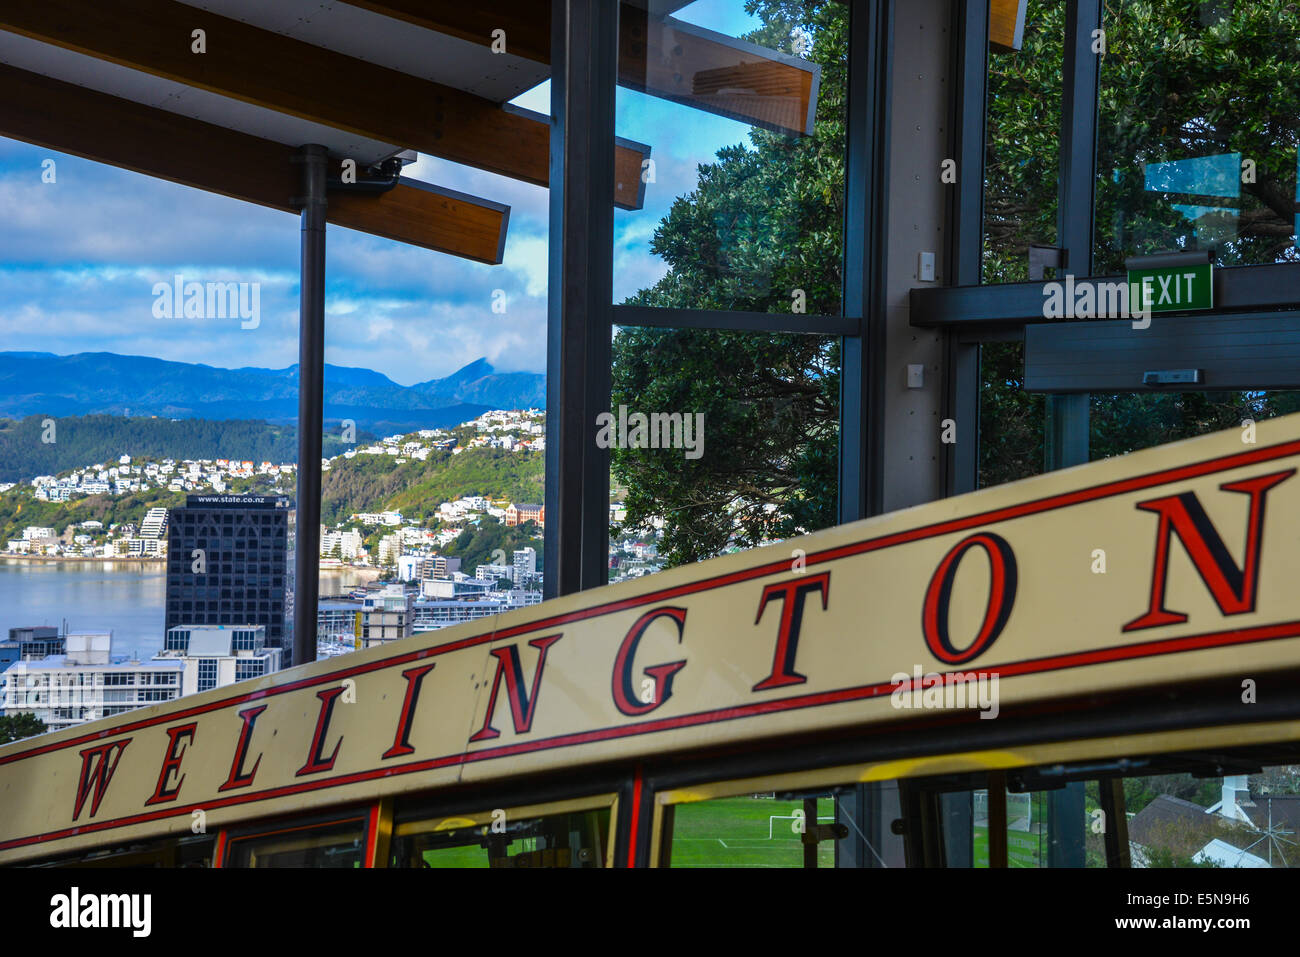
[0,0,771,388]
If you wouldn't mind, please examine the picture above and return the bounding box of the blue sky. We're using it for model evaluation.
[0,0,771,387]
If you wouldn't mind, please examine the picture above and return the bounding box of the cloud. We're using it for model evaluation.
[0,88,718,385]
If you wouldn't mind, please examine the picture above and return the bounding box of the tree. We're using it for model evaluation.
[614,0,1300,560]
[0,712,47,745]
[980,0,1300,488]
[611,0,846,566]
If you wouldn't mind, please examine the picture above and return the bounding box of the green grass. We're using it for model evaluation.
[972,825,1046,867]
[670,797,837,867]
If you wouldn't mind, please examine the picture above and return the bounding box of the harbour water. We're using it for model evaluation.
[0,560,378,661]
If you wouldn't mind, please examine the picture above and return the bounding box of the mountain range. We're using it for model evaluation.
[0,352,545,433]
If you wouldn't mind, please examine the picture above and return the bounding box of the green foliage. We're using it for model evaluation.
[0,414,362,483]
[977,0,1300,487]
[1142,845,1221,868]
[1122,773,1221,815]
[320,447,543,525]
[389,449,543,521]
[0,485,191,542]
[983,0,1064,283]
[0,712,47,744]
[612,331,837,564]
[441,517,543,575]
[1094,0,1300,272]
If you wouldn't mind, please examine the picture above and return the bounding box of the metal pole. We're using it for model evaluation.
[545,0,617,599]
[836,0,893,868]
[293,143,328,667]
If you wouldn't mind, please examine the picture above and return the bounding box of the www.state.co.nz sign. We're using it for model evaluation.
[2,414,1299,863]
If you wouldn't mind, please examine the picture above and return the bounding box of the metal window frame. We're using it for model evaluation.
[942,0,990,497]
[547,0,879,601]
[910,0,1300,333]
[838,0,892,526]
[545,0,619,599]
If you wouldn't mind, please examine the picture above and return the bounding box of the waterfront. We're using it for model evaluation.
[0,560,380,661]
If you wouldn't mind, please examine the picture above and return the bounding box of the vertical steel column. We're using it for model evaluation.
[1046,0,1102,476]
[292,143,328,667]
[545,0,617,599]
[837,0,895,869]
[838,0,891,526]
[943,0,988,499]
[1042,2,1103,860]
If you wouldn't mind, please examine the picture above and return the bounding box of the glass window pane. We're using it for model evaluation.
[978,340,1047,488]
[614,0,847,315]
[667,791,843,867]
[316,144,548,652]
[609,327,840,575]
[984,0,1065,283]
[1122,765,1299,868]
[390,808,610,869]
[226,817,366,868]
[1090,391,1300,459]
[1095,2,1300,271]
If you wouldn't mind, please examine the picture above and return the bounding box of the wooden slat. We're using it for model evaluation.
[504,104,650,212]
[343,0,551,63]
[990,0,1027,53]
[332,179,508,264]
[618,7,817,136]
[0,62,509,263]
[348,0,820,136]
[0,0,647,209]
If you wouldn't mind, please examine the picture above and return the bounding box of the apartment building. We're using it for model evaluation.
[0,632,181,731]
[154,624,282,694]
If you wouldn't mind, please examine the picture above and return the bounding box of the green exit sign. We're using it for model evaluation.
[1127,262,1213,314]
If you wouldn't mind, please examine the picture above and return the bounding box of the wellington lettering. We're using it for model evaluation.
[56,466,1291,829]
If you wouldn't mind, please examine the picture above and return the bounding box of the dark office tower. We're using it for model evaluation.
[165,495,295,666]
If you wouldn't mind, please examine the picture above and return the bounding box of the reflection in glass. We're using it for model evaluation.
[226,818,365,868]
[390,808,610,868]
[667,792,843,867]
[614,0,847,313]
[983,0,1065,283]
[1095,1,1300,271]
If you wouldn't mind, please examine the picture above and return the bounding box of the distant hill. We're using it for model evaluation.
[0,415,365,483]
[0,352,545,431]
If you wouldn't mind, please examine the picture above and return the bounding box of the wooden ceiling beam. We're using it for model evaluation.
[0,0,647,209]
[345,0,820,136]
[0,63,510,263]
[990,0,1028,53]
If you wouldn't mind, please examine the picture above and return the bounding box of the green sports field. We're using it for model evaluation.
[972,825,1046,867]
[669,797,837,867]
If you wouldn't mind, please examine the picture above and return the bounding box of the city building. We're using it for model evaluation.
[410,588,542,632]
[154,624,282,694]
[317,600,363,644]
[359,585,413,648]
[164,494,293,664]
[419,577,494,600]
[0,632,181,731]
[474,562,514,584]
[512,547,537,585]
[504,503,544,527]
[139,507,168,539]
[0,627,65,671]
[420,556,462,579]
